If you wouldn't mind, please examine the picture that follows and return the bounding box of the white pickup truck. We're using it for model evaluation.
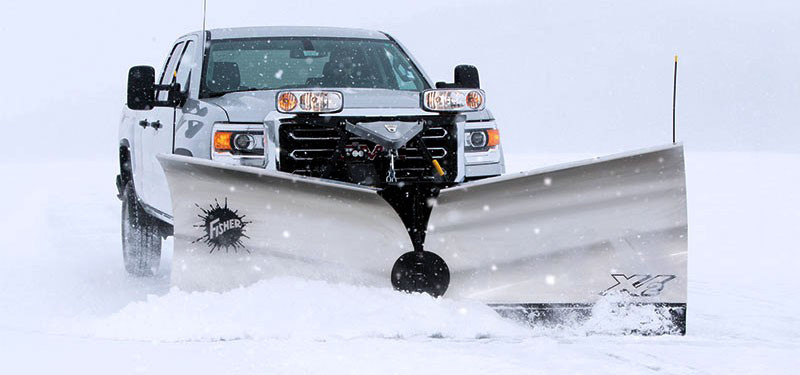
[117,26,504,276]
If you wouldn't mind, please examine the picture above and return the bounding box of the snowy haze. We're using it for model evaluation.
[1,0,799,160]
[1,1,799,374]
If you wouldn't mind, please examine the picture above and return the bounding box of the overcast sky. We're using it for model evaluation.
[1,0,797,161]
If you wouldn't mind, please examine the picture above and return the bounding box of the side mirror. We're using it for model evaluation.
[127,66,155,110]
[435,65,481,89]
[454,65,480,89]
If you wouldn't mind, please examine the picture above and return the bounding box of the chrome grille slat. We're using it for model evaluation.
[421,127,447,139]
[398,147,447,159]
[288,127,446,141]
[289,149,335,161]
[289,147,446,160]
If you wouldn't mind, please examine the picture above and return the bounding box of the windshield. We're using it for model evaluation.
[201,37,429,97]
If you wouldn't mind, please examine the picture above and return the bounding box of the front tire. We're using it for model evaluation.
[121,181,162,276]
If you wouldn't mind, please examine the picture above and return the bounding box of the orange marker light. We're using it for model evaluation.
[214,131,233,151]
[486,129,500,147]
[466,91,483,110]
[278,92,298,112]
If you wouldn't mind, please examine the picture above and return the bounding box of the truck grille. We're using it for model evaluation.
[278,116,458,185]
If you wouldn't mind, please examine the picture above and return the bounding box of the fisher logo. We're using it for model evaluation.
[602,274,676,297]
[194,198,251,253]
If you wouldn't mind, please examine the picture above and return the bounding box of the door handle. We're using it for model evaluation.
[138,119,162,130]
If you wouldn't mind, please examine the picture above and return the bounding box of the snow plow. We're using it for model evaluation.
[159,143,687,334]
[119,26,688,334]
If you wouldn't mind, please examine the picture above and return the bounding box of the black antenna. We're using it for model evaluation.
[672,55,678,144]
[201,0,207,53]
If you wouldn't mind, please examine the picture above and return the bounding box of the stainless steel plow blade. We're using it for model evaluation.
[158,156,414,292]
[159,144,687,333]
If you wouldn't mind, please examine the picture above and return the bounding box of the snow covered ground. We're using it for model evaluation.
[0,151,798,374]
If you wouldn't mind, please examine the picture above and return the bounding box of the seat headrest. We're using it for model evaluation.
[322,60,337,78]
[207,62,241,92]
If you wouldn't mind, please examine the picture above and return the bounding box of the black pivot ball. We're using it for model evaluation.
[391,251,450,297]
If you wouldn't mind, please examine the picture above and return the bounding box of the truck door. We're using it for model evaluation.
[138,39,197,218]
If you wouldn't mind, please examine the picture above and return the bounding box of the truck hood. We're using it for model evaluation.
[205,88,493,122]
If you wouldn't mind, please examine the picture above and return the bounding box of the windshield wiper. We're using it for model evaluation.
[205,88,265,98]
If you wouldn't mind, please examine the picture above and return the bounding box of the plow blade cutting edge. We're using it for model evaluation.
[158,144,687,333]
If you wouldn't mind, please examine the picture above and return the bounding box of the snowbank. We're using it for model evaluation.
[93,277,527,341]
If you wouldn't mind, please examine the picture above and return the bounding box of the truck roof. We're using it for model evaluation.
[196,26,390,40]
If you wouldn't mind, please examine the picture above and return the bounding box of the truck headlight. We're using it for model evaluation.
[212,124,266,167]
[277,91,343,114]
[422,89,485,112]
[233,134,256,151]
[469,131,487,148]
[214,131,264,154]
[465,129,500,152]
